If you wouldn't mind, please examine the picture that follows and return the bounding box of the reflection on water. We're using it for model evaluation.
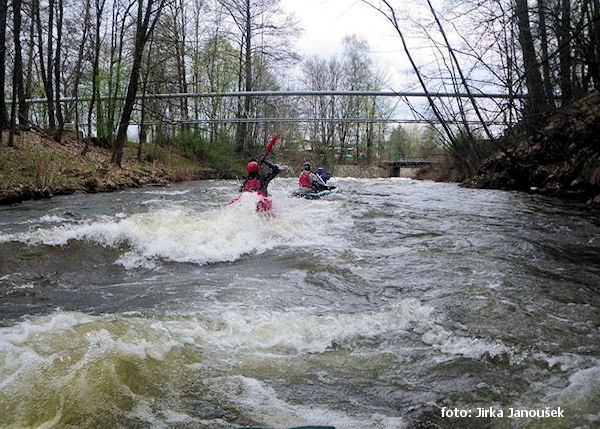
[0,178,599,428]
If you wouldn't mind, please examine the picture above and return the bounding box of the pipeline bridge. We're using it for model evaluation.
[379,158,440,177]
[8,90,524,131]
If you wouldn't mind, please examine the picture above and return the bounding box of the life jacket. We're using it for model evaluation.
[299,171,312,188]
[243,178,267,196]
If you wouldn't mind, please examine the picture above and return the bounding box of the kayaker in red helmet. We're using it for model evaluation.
[298,162,329,194]
[240,159,281,197]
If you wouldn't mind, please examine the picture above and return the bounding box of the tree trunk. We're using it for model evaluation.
[106,4,118,142]
[46,0,55,131]
[73,0,91,147]
[175,0,189,130]
[235,37,245,152]
[138,37,154,161]
[235,0,251,153]
[9,0,24,146]
[558,0,572,102]
[84,0,105,156]
[537,0,555,109]
[514,0,546,116]
[0,0,10,130]
[112,0,165,166]
[54,0,64,141]
[34,0,56,132]
[591,0,600,90]
[23,0,36,124]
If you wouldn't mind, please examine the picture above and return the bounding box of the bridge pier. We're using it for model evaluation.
[381,159,437,178]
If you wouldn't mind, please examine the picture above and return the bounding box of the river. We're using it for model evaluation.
[0,178,598,428]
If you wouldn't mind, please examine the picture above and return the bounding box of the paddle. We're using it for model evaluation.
[259,133,281,165]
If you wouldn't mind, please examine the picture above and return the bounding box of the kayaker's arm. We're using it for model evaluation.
[260,160,281,185]
[263,160,281,175]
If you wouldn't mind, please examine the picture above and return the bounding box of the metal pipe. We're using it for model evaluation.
[154,117,508,125]
[6,90,529,105]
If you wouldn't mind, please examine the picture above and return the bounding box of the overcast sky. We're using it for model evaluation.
[274,1,505,128]
[279,0,413,90]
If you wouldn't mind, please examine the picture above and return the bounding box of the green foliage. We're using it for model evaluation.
[201,135,246,177]
[387,125,442,159]
[144,130,246,177]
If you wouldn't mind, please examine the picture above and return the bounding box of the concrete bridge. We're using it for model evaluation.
[379,159,439,177]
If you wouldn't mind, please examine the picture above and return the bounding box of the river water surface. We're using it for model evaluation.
[0,178,598,428]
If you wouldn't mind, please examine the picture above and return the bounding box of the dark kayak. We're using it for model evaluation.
[291,188,339,200]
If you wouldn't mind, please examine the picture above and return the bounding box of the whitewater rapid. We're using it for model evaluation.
[0,178,599,428]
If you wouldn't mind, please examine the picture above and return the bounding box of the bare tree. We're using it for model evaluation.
[54,0,64,141]
[515,0,547,116]
[360,0,455,142]
[34,0,56,132]
[111,0,167,166]
[9,0,26,146]
[171,0,189,128]
[83,0,106,155]
[0,0,10,132]
[220,0,299,152]
[23,0,37,124]
[537,0,555,107]
[558,0,573,102]
[425,0,494,140]
[72,0,91,147]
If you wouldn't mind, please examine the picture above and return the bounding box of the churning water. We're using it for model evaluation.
[0,178,598,428]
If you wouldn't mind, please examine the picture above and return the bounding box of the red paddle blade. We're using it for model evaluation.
[265,133,281,157]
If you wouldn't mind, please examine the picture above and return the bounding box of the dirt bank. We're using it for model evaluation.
[463,92,600,201]
[464,92,600,202]
[0,130,217,205]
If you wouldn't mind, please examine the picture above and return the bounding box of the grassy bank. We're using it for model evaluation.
[0,130,220,205]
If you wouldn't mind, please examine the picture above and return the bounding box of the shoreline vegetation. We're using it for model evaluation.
[0,0,599,208]
[416,91,600,204]
[0,131,219,205]
[1,91,599,206]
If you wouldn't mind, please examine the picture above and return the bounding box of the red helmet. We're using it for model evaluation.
[246,161,259,173]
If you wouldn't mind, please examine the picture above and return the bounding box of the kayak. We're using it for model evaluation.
[291,188,339,199]
[255,194,273,214]
[228,194,274,216]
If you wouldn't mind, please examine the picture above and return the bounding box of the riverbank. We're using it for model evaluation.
[464,91,600,202]
[0,130,218,205]
[416,91,600,203]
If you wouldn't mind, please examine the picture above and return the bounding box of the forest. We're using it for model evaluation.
[0,0,598,193]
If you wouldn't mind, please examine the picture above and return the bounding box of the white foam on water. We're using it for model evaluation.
[199,298,430,354]
[0,192,347,267]
[558,366,600,403]
[38,214,71,223]
[421,328,515,361]
[14,282,34,289]
[143,189,191,196]
[207,375,406,429]
[0,214,71,228]
[0,299,436,395]
[532,351,599,372]
[0,300,570,428]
